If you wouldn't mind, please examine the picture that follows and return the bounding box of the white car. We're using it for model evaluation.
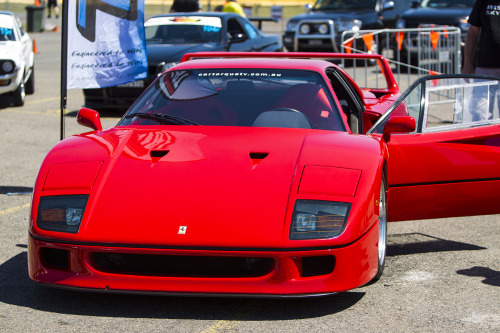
[0,11,34,106]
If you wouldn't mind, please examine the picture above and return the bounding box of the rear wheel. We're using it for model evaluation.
[13,81,25,106]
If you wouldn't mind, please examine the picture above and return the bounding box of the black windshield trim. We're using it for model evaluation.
[124,113,200,125]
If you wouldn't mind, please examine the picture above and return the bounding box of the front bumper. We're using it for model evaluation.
[28,221,379,296]
[283,20,341,52]
[0,67,21,95]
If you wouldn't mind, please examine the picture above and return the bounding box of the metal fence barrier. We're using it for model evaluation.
[340,27,462,90]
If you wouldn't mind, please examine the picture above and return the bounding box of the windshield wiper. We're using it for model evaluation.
[124,112,199,125]
[315,5,342,10]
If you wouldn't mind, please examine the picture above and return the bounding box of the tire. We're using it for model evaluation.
[25,67,35,95]
[13,81,25,106]
[362,173,388,287]
[373,173,388,281]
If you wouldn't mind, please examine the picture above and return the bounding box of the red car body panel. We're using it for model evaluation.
[385,125,500,221]
[30,127,383,248]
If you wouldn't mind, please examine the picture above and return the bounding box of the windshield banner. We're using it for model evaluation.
[67,0,147,89]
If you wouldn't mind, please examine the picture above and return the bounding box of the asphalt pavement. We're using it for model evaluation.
[0,18,499,333]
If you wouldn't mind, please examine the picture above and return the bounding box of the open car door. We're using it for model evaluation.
[368,75,500,222]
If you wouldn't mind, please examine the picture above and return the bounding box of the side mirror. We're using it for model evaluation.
[382,116,416,142]
[226,33,248,50]
[229,33,248,43]
[77,108,102,132]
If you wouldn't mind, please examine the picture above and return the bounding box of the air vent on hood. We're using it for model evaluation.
[150,150,169,164]
[249,152,269,169]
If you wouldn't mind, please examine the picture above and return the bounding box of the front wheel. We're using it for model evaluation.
[362,174,387,287]
[373,174,387,281]
[13,81,25,106]
[25,67,35,95]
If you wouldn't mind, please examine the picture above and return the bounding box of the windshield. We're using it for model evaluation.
[145,16,222,44]
[420,0,474,8]
[0,15,16,41]
[313,0,377,10]
[120,69,344,131]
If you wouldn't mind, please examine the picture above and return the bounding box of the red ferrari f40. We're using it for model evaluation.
[28,52,500,297]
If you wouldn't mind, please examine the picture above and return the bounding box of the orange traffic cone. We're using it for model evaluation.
[32,39,38,54]
[53,25,59,32]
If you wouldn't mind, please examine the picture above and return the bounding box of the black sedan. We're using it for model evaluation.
[83,12,283,111]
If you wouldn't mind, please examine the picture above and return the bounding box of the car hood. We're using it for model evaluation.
[401,7,471,24]
[75,126,309,248]
[37,126,382,248]
[290,9,375,22]
[0,42,22,61]
[146,43,225,65]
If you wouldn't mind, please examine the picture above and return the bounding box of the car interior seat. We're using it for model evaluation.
[166,96,237,126]
[273,83,337,130]
[223,80,258,126]
[252,109,313,129]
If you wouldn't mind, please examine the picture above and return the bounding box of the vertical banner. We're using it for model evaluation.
[67,0,147,89]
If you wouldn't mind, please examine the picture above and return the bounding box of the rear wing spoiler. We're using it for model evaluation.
[180,52,399,95]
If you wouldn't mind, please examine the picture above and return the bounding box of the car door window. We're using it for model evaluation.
[227,18,247,39]
[368,75,500,135]
[243,22,258,39]
[423,78,500,132]
[15,15,26,37]
[326,68,364,134]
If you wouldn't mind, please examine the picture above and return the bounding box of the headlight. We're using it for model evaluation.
[300,24,311,34]
[396,18,406,29]
[286,21,298,32]
[352,19,362,32]
[1,60,14,73]
[336,19,362,33]
[37,195,89,233]
[318,24,329,34]
[290,200,351,240]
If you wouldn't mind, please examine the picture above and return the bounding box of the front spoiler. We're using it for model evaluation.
[35,281,339,298]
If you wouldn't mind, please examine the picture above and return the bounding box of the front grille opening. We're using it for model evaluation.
[91,253,275,278]
[301,255,335,277]
[41,247,70,270]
